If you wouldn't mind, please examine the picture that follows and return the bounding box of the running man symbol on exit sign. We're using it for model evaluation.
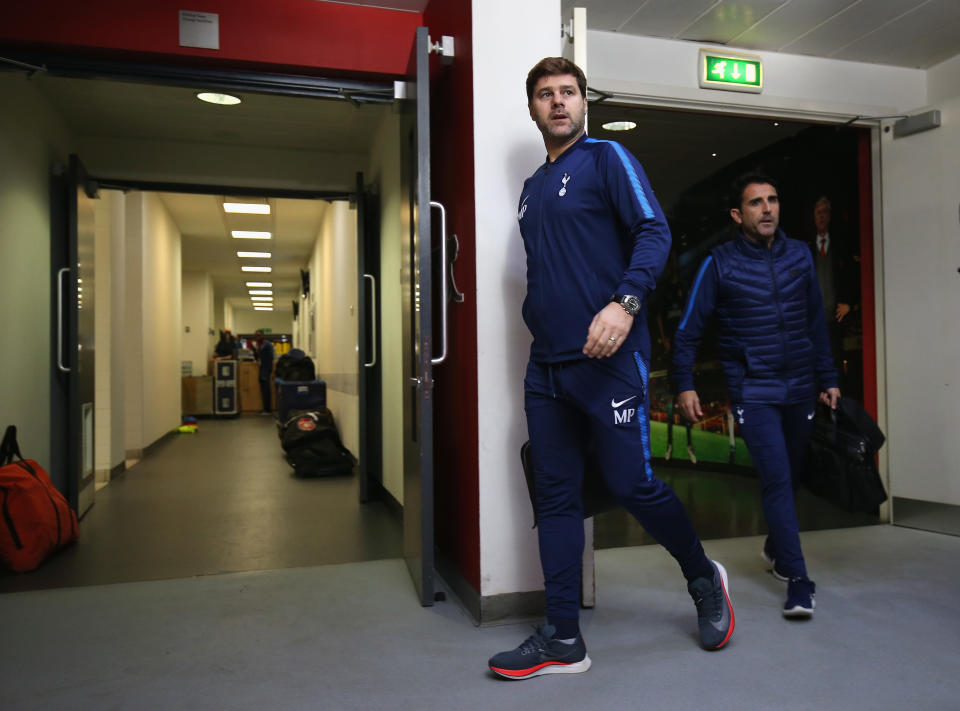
[698,49,763,93]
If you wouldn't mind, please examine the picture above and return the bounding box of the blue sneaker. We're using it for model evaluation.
[783,577,816,618]
[687,560,735,650]
[761,537,788,582]
[488,624,591,680]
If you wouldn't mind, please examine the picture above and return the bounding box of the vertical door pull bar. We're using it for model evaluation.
[57,267,71,373]
[430,200,449,365]
[363,274,377,368]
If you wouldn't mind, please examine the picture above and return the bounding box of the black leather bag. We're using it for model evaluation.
[802,399,887,513]
[281,409,354,477]
[520,440,619,528]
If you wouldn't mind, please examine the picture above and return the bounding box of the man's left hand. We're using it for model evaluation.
[835,303,851,322]
[583,302,634,358]
[819,387,841,409]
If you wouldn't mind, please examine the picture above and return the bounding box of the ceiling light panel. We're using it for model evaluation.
[245,281,272,287]
[254,306,274,311]
[248,290,273,296]
[224,202,270,214]
[197,92,241,105]
[232,231,271,239]
[250,296,274,301]
[241,266,272,272]
[236,251,272,258]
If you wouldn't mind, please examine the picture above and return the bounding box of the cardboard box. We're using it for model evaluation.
[182,376,214,415]
[238,361,262,412]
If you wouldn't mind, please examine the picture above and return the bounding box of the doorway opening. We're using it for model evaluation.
[0,68,409,592]
[585,103,880,549]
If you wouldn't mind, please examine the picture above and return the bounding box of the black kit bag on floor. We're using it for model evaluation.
[274,348,316,382]
[281,409,354,477]
[520,440,619,528]
[803,398,887,513]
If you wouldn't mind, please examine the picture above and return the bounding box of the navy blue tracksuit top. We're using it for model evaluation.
[672,230,838,404]
[518,133,671,363]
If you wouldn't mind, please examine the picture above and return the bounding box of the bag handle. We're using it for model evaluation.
[0,425,23,466]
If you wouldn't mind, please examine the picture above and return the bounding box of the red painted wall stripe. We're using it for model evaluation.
[1,1,421,77]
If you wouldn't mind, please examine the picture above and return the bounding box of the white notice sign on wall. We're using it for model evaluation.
[179,10,220,50]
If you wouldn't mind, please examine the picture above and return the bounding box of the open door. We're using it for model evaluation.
[55,155,97,517]
[400,26,450,606]
[357,172,382,504]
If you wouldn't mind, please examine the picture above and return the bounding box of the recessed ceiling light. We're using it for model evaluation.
[241,266,272,272]
[197,92,241,106]
[232,231,271,239]
[601,121,637,131]
[773,122,780,126]
[237,251,272,259]
[224,202,270,214]
[248,290,273,296]
[245,281,272,287]
[250,296,274,301]
[712,152,717,157]
[254,306,274,311]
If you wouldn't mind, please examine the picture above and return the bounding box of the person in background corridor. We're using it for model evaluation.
[252,330,274,415]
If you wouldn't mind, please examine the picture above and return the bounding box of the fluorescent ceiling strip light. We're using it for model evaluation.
[245,281,272,287]
[250,296,274,301]
[248,290,273,296]
[231,231,271,239]
[254,306,274,311]
[236,251,272,258]
[241,266,272,272]
[223,202,270,214]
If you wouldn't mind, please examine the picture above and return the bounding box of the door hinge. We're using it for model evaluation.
[428,35,455,62]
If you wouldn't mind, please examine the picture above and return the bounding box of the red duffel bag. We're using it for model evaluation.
[0,425,79,572]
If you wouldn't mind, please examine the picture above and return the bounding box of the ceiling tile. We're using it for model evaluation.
[781,0,923,56]
[561,0,651,32]
[832,0,960,67]
[731,0,860,50]
[618,0,718,37]
[675,0,787,44]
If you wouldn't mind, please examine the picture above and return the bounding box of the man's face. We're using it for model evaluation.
[814,203,831,234]
[528,73,586,144]
[731,183,780,242]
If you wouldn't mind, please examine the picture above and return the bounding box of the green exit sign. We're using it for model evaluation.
[699,49,763,94]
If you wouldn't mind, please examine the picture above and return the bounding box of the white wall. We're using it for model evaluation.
[474,0,561,599]
[125,192,182,451]
[230,308,293,336]
[587,30,927,119]
[0,74,72,468]
[181,271,215,376]
[880,52,960,506]
[307,201,360,457]
[367,110,405,504]
[108,192,127,470]
[79,137,365,194]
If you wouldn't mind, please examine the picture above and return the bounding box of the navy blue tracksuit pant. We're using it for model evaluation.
[732,401,816,579]
[525,350,710,623]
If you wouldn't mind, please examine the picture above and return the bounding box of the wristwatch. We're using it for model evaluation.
[611,293,641,316]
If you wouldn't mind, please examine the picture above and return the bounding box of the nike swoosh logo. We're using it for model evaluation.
[807,412,815,420]
[611,396,637,408]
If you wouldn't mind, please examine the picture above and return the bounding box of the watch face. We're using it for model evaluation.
[622,295,641,314]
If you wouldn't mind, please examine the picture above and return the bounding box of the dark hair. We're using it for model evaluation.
[526,57,587,103]
[728,171,779,210]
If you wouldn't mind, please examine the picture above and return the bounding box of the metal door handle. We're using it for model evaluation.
[57,267,70,373]
[430,200,448,365]
[363,274,377,368]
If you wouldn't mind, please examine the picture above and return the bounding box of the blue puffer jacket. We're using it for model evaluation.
[672,230,838,404]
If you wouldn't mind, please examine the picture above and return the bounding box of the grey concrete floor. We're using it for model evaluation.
[2,525,958,711]
[0,414,402,593]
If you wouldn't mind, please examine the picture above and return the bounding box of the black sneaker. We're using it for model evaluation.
[687,560,735,650]
[783,577,816,619]
[488,624,591,680]
[761,537,788,582]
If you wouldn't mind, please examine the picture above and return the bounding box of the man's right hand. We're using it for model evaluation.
[677,390,703,423]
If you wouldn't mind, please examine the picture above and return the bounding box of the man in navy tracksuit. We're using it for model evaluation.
[488,58,734,681]
[673,173,840,619]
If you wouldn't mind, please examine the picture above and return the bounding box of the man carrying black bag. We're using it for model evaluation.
[804,398,886,514]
